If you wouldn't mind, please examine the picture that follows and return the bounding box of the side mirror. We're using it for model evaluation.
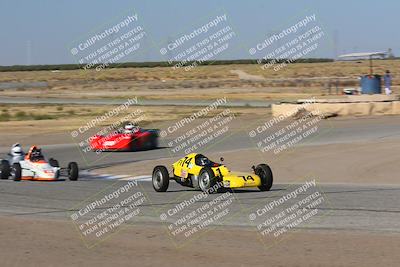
[220,157,224,162]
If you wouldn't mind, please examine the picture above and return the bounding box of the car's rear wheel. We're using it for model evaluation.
[143,136,158,150]
[152,166,169,192]
[1,160,10,179]
[130,139,138,151]
[198,167,217,193]
[255,164,273,191]
[12,163,22,181]
[68,162,79,181]
[150,136,158,149]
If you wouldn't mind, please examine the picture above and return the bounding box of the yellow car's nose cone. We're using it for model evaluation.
[222,172,262,188]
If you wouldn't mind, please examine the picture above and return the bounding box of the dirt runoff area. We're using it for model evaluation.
[0,216,398,267]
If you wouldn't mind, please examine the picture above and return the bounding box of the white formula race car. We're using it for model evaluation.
[0,145,79,182]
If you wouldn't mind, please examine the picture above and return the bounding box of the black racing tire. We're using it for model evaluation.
[49,158,59,167]
[68,162,79,181]
[130,139,138,151]
[144,135,158,150]
[198,167,217,193]
[255,164,273,191]
[150,136,158,149]
[1,160,10,179]
[152,166,169,192]
[12,163,22,181]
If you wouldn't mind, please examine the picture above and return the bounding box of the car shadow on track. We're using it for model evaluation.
[227,188,285,194]
[163,188,285,194]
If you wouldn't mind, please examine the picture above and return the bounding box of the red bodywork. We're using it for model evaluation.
[90,129,158,152]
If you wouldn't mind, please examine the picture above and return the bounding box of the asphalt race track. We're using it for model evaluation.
[1,116,399,170]
[0,179,399,233]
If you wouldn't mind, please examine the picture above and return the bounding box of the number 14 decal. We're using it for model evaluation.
[241,175,254,181]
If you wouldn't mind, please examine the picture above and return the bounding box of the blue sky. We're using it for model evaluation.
[1,0,399,65]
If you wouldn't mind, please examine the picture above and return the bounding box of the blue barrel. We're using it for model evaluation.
[360,75,381,94]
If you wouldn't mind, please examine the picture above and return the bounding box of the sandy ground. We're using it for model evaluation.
[0,216,399,267]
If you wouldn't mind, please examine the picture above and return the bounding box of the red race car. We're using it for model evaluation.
[90,123,159,152]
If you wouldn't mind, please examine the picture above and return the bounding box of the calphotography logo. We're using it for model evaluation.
[153,183,237,247]
[70,181,147,248]
[249,13,328,72]
[248,98,331,155]
[157,98,237,157]
[245,179,331,248]
[70,97,138,138]
[70,98,142,156]
[69,11,146,71]
[159,13,237,71]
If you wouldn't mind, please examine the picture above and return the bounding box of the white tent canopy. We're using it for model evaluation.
[338,51,387,59]
[338,51,387,75]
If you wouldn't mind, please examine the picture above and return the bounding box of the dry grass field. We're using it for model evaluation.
[0,60,398,101]
[0,104,269,135]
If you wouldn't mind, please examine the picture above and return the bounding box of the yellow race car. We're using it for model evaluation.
[152,153,273,193]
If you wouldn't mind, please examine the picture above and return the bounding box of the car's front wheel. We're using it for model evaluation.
[198,167,217,193]
[0,160,10,179]
[12,163,22,181]
[255,164,273,191]
[152,166,169,192]
[68,162,79,181]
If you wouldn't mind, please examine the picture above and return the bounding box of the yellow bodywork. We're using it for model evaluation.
[172,153,262,188]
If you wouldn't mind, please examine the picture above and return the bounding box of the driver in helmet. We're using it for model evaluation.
[197,155,211,166]
[10,143,25,163]
[123,123,139,134]
[26,145,44,162]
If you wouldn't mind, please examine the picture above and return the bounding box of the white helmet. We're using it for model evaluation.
[11,145,23,156]
[124,123,139,133]
[125,123,135,131]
